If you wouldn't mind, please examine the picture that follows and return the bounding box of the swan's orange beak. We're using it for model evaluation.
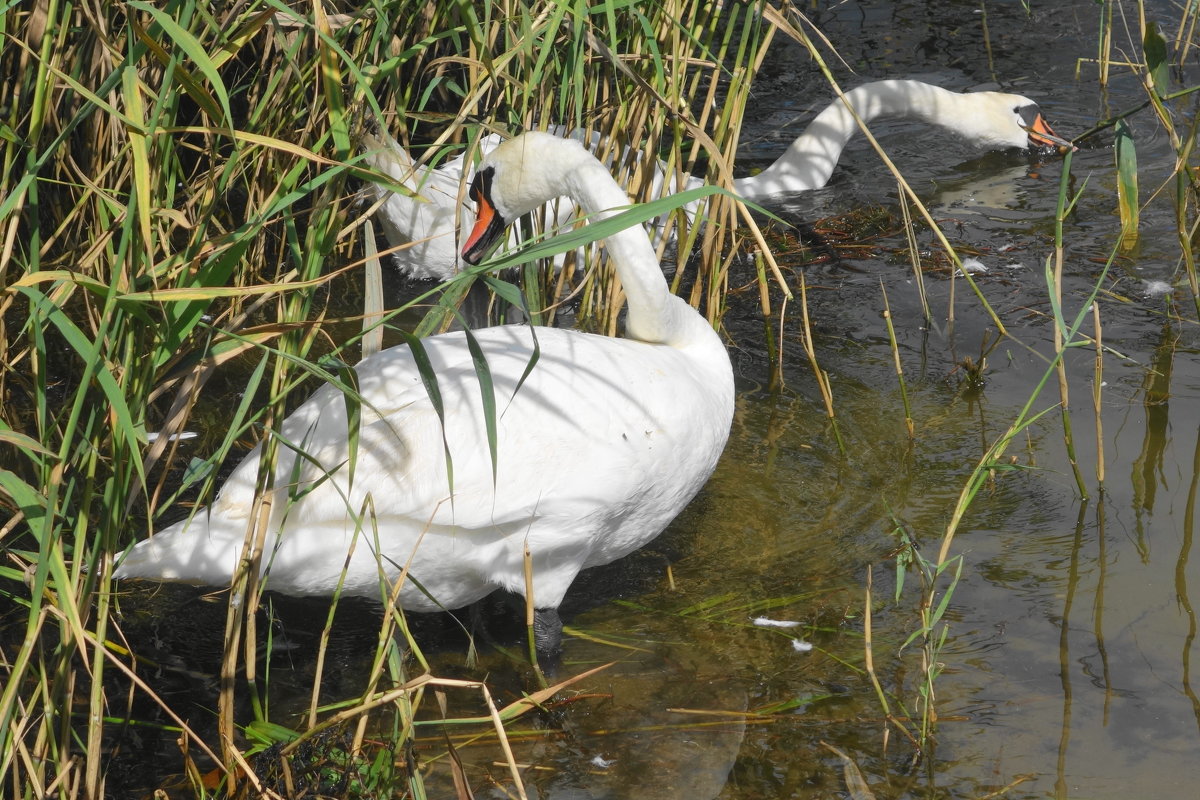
[462,198,500,265]
[1026,113,1076,154]
[462,168,506,265]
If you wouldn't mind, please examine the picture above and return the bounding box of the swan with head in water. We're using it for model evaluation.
[364,79,1066,281]
[115,131,735,653]
[731,79,1066,198]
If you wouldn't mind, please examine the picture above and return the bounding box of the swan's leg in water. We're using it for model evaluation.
[534,607,563,656]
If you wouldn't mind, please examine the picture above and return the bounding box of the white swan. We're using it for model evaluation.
[363,80,1064,281]
[116,131,735,651]
[731,79,1064,199]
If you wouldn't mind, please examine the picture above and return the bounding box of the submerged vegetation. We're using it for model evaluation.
[3,0,1200,797]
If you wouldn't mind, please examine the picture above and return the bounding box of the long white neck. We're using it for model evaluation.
[562,158,707,346]
[733,80,968,200]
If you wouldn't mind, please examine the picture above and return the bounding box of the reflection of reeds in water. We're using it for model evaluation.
[892,3,1200,764]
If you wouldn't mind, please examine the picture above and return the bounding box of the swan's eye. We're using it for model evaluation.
[1016,105,1041,128]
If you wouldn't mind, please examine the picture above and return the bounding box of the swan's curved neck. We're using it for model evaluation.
[732,80,963,200]
[563,159,699,345]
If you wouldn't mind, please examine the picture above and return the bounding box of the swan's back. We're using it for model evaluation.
[120,324,731,609]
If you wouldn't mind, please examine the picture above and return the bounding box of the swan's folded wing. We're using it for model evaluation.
[214,332,672,532]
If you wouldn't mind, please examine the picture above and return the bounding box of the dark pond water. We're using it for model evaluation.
[117,1,1200,797]
[671,1,1200,797]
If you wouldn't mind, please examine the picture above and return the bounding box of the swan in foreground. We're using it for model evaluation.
[363,80,1065,281]
[116,131,735,652]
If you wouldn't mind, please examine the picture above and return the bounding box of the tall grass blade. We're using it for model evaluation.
[128,1,235,127]
[402,330,454,495]
[463,327,499,483]
[362,218,385,359]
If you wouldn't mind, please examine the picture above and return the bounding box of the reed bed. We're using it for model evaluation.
[0,0,777,795]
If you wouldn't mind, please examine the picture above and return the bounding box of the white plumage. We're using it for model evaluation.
[116,132,735,636]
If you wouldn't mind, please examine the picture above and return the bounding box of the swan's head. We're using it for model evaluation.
[462,132,590,265]
[971,92,1072,154]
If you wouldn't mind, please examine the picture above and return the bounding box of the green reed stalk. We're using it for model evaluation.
[917,557,961,745]
[1165,90,1200,321]
[1175,0,1200,63]
[1098,0,1114,87]
[978,0,996,82]
[1135,18,1200,319]
[887,509,962,751]
[899,189,932,328]
[1093,303,1106,489]
[1052,148,1089,500]
[757,252,785,390]
[797,274,845,455]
